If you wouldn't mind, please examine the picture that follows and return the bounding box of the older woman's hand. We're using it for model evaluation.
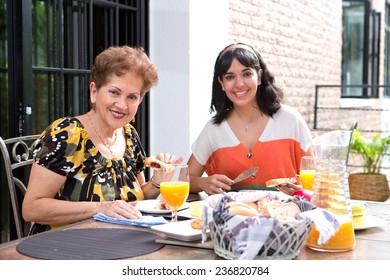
[98,200,142,219]
[151,153,184,185]
[155,153,184,165]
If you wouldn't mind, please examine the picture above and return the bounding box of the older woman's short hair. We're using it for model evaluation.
[90,45,158,96]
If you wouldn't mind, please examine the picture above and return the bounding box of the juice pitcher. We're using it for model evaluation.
[306,130,356,252]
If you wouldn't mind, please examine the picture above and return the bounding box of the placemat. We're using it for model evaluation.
[16,228,164,260]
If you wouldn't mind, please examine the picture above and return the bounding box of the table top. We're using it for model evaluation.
[0,198,389,260]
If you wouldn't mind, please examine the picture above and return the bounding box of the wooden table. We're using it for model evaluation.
[0,200,389,260]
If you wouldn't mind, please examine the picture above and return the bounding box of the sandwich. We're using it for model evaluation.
[265,177,297,188]
[144,156,175,172]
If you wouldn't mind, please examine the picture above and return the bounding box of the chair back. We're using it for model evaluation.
[0,134,40,239]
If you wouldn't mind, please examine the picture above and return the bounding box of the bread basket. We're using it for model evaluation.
[202,191,314,260]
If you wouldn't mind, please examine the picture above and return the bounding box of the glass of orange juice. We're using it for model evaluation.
[300,156,316,190]
[160,164,190,222]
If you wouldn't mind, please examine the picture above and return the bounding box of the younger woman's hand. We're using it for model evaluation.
[275,182,301,196]
[276,183,312,201]
[199,174,232,195]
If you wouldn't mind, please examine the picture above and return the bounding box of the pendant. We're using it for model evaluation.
[244,126,249,132]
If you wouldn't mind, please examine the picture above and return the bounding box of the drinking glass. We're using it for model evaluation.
[300,156,316,190]
[160,164,190,222]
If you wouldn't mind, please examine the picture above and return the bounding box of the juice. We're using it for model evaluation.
[308,168,355,252]
[160,181,190,211]
[306,219,355,252]
[300,169,315,190]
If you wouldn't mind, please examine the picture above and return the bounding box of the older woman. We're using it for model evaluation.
[23,46,182,232]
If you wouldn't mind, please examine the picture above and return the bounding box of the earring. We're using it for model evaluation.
[91,103,96,111]
[131,117,135,123]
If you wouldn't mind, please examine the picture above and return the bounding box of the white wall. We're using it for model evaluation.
[149,0,229,162]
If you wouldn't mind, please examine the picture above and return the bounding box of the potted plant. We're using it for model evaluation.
[348,129,390,201]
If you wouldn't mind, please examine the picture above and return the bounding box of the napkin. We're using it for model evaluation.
[93,213,168,228]
[297,208,340,245]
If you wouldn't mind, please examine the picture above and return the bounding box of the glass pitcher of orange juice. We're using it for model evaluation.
[306,130,355,252]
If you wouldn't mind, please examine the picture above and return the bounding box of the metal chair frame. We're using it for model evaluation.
[0,134,40,239]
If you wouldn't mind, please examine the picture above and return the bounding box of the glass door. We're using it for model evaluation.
[0,0,150,243]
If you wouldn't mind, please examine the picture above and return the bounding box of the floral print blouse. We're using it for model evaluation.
[33,117,147,202]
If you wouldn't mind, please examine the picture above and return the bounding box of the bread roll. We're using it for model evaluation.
[245,201,258,211]
[190,219,202,229]
[260,200,300,222]
[226,201,260,217]
[257,197,272,215]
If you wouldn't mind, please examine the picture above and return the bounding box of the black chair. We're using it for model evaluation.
[0,134,40,239]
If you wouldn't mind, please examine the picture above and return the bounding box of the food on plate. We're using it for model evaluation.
[225,201,260,217]
[265,177,297,187]
[189,201,204,218]
[190,218,202,230]
[351,201,367,228]
[291,189,313,201]
[144,156,175,172]
[156,199,169,210]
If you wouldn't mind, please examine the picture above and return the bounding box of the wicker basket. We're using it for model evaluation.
[349,173,390,202]
[209,216,313,260]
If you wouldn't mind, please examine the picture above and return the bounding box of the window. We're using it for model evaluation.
[385,1,390,97]
[342,0,380,98]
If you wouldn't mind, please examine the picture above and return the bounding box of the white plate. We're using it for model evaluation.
[151,219,204,241]
[354,215,387,231]
[136,199,189,214]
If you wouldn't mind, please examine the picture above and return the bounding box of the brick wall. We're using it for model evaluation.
[227,0,389,179]
[228,0,343,129]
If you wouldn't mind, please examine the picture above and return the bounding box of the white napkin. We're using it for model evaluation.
[93,213,168,228]
[297,208,340,244]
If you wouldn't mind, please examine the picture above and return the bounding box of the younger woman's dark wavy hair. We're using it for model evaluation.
[210,43,284,124]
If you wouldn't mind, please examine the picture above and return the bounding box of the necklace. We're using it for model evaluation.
[88,112,118,160]
[233,110,259,133]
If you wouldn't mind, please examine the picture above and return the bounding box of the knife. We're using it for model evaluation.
[230,166,259,186]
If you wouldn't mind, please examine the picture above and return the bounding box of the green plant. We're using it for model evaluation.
[349,130,390,174]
